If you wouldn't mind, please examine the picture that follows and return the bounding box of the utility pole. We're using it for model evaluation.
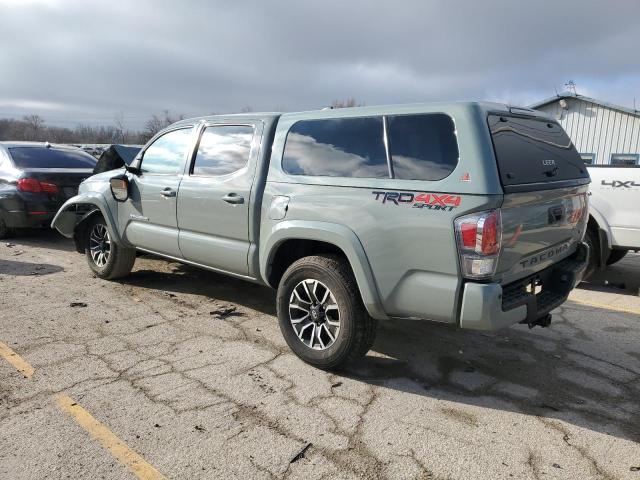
[564,80,577,96]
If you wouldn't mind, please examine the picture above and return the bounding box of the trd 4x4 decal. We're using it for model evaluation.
[372,191,462,211]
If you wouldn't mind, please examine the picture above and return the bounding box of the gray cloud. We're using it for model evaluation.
[1,0,639,129]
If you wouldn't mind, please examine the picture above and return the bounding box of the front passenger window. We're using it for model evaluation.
[191,125,254,176]
[140,128,192,174]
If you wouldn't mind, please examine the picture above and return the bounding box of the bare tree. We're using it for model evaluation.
[143,110,184,140]
[239,106,254,113]
[22,114,45,140]
[113,112,126,144]
[0,111,179,145]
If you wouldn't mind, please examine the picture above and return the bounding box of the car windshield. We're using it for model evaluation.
[8,147,97,169]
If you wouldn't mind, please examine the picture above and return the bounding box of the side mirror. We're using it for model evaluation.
[109,174,129,202]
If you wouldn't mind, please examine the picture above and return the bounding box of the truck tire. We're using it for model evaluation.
[276,254,377,370]
[84,215,136,279]
[606,249,628,266]
[584,227,599,279]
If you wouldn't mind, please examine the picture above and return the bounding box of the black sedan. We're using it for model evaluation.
[0,142,96,238]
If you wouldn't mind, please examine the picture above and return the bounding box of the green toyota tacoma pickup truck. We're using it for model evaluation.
[53,102,590,369]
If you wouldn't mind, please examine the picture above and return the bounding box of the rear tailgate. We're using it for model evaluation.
[487,114,590,284]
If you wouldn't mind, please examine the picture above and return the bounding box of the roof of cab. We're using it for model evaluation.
[0,141,83,150]
[171,101,552,127]
[170,112,282,128]
[0,142,93,156]
[279,101,554,122]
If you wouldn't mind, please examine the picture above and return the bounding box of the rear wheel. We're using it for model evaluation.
[276,254,377,370]
[606,249,628,266]
[0,217,12,240]
[584,227,599,279]
[85,215,136,279]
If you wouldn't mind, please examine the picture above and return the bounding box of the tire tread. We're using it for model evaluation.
[278,254,377,369]
[85,215,135,280]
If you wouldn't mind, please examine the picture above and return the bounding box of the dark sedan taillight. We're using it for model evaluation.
[17,178,59,194]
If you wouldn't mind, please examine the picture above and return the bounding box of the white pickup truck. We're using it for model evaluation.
[585,165,640,276]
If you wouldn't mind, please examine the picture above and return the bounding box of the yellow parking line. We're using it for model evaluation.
[55,394,166,480]
[569,298,640,316]
[0,341,34,378]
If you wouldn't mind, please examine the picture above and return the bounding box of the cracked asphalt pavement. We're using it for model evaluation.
[1,231,639,479]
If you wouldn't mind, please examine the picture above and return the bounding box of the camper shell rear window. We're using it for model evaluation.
[487,114,589,191]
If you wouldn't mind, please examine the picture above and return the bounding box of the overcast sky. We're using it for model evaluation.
[1,0,639,130]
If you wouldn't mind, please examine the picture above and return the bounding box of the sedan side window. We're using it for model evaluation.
[191,125,254,176]
[140,128,193,175]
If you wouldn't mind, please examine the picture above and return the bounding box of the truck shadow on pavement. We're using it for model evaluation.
[3,229,76,253]
[120,262,277,316]
[0,258,64,276]
[345,308,640,445]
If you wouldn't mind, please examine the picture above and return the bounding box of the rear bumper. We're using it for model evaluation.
[3,209,55,228]
[459,241,589,330]
[1,191,64,229]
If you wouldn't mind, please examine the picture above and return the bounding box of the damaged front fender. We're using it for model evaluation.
[52,192,125,252]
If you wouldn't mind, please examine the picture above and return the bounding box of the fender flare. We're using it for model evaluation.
[51,192,125,247]
[260,220,388,320]
[588,204,611,268]
[588,204,611,250]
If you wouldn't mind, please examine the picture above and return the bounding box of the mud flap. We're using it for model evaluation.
[72,210,101,253]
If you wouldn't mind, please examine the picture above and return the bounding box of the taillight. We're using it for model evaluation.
[17,178,41,192]
[17,178,59,194]
[40,182,59,193]
[455,209,502,279]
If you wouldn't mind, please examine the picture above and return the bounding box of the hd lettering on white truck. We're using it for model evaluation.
[601,179,640,188]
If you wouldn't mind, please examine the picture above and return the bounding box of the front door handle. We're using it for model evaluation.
[222,193,244,205]
[160,188,176,198]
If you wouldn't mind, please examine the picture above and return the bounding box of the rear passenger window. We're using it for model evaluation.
[282,117,388,178]
[387,114,459,180]
[192,125,254,176]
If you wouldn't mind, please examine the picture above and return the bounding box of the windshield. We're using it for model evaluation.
[9,147,97,169]
[487,114,589,188]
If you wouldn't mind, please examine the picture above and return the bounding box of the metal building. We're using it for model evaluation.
[529,92,640,166]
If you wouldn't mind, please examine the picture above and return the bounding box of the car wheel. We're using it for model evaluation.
[584,227,599,279]
[85,215,136,280]
[0,217,14,240]
[606,249,628,266]
[277,254,377,370]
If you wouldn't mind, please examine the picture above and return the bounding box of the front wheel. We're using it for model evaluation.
[85,215,136,279]
[276,254,377,370]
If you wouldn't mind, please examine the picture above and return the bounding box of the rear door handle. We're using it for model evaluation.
[222,193,244,205]
[160,188,176,198]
